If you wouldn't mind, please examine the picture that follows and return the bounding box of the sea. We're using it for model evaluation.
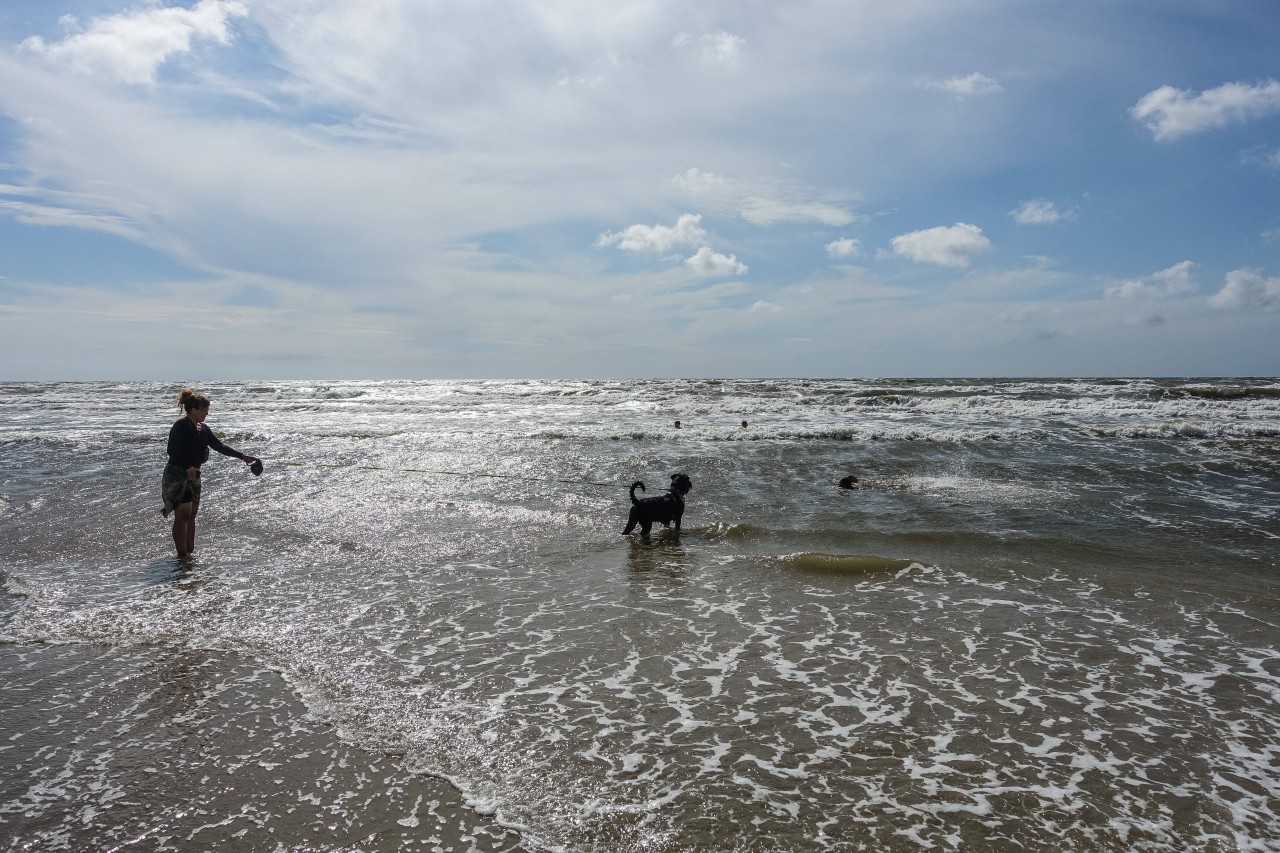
[1,378,1278,852]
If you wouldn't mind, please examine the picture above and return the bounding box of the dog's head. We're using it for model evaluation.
[669,473,693,496]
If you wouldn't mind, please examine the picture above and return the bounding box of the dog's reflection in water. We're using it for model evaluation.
[622,473,692,536]
[625,528,689,581]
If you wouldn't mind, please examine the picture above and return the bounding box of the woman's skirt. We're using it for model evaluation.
[160,464,201,517]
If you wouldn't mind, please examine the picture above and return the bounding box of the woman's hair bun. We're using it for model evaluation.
[176,388,209,411]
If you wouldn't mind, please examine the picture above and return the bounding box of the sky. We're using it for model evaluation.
[0,0,1278,380]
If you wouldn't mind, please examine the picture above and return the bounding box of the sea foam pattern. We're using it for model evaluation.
[1,378,1278,851]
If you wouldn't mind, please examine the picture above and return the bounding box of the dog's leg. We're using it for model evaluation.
[623,509,638,535]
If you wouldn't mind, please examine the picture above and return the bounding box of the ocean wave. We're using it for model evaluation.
[2,376,1278,853]
[850,393,913,406]
[701,522,765,541]
[1086,421,1280,440]
[4,421,1276,457]
[774,552,922,575]
[1152,383,1280,401]
[592,425,1050,443]
[0,570,37,602]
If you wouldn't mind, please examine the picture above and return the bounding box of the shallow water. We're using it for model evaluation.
[2,378,1278,851]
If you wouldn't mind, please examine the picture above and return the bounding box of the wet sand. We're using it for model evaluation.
[0,644,535,852]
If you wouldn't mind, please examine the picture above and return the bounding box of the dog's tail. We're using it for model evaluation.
[629,480,645,504]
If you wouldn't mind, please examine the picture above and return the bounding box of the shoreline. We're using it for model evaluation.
[0,643,536,852]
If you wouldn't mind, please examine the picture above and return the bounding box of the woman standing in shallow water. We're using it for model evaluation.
[162,388,258,559]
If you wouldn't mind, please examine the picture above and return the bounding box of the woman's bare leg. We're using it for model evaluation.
[185,501,199,555]
[172,501,199,558]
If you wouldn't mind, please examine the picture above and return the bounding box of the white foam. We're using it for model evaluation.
[4,378,1280,852]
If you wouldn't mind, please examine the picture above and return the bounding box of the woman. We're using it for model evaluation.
[162,388,258,559]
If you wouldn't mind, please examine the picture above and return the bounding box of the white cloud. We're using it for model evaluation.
[686,246,747,277]
[825,237,861,258]
[669,168,728,195]
[1011,199,1073,225]
[20,0,247,85]
[890,223,991,268]
[1105,260,1197,299]
[1208,268,1280,312]
[925,72,1003,98]
[740,197,856,227]
[699,31,745,68]
[1130,79,1280,141]
[598,213,706,254]
[0,197,141,241]
[673,31,745,68]
[668,171,859,230]
[1240,145,1280,172]
[2,2,1276,378]
[749,300,781,313]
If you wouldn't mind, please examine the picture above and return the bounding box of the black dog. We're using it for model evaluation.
[622,473,692,535]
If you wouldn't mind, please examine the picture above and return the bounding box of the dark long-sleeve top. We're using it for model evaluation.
[166,417,244,469]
